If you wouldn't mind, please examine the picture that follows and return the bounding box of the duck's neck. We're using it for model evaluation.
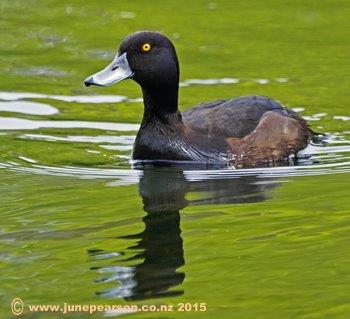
[141,83,182,127]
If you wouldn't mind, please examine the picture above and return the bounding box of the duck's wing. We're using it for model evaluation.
[182,95,311,165]
[227,111,309,166]
[182,95,297,139]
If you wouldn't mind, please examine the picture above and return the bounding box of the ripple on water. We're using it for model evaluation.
[179,77,288,87]
[19,133,135,152]
[120,11,136,19]
[86,49,115,60]
[0,91,128,103]
[303,113,327,122]
[334,116,350,121]
[0,101,58,115]
[0,158,349,187]
[1,133,350,185]
[0,117,139,131]
[20,134,135,144]
[14,67,68,77]
[180,78,240,86]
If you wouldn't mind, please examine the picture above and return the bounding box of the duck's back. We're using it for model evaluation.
[182,95,300,139]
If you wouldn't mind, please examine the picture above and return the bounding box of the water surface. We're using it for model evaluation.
[0,1,350,318]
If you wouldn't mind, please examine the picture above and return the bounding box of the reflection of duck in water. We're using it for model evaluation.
[89,170,186,300]
[89,169,280,300]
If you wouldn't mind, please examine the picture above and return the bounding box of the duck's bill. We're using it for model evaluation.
[84,52,133,87]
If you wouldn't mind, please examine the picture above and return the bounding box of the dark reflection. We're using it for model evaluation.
[89,168,280,300]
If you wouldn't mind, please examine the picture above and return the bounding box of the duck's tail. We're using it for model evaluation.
[308,128,326,144]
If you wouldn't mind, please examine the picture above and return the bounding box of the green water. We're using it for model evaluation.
[1,0,350,318]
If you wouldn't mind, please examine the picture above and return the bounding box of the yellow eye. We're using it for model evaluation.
[141,43,151,53]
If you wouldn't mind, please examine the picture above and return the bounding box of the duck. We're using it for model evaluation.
[84,31,313,167]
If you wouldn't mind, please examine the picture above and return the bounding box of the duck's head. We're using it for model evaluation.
[84,31,179,89]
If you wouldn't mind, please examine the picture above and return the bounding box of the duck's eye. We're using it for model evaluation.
[141,43,151,53]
